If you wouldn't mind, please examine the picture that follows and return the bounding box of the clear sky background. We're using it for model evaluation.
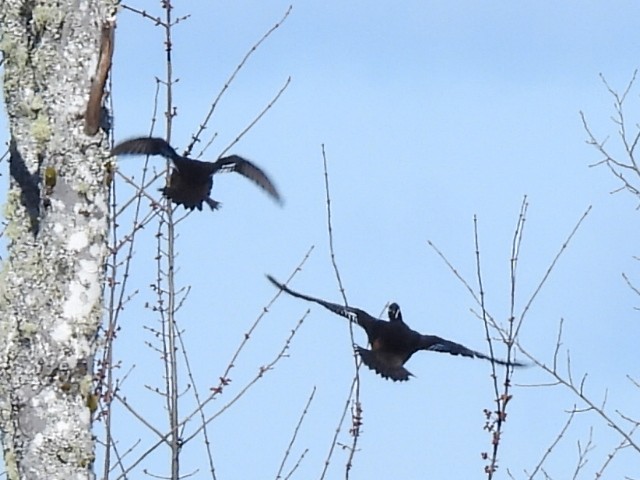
[3,2,640,479]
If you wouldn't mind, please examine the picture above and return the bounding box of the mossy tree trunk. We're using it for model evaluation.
[0,1,115,478]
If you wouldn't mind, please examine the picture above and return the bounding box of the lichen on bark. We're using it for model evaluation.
[0,1,116,478]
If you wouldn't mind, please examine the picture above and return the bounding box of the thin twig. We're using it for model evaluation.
[284,449,309,480]
[320,144,362,479]
[174,306,218,480]
[319,375,358,480]
[517,343,640,455]
[526,407,576,478]
[217,77,291,158]
[571,427,594,480]
[185,5,293,157]
[184,314,308,443]
[275,387,316,479]
[205,246,314,405]
[595,422,638,479]
[99,46,164,480]
[115,313,307,480]
[513,206,592,339]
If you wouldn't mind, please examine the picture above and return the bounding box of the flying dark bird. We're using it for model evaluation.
[111,137,282,211]
[267,275,524,382]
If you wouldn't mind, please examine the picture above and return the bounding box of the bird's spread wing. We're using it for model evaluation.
[112,137,180,162]
[215,155,282,204]
[420,335,524,366]
[356,346,413,382]
[266,274,373,327]
[112,137,219,179]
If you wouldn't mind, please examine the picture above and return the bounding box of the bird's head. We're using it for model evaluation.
[387,303,403,322]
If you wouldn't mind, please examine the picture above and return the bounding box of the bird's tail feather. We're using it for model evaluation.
[356,347,413,382]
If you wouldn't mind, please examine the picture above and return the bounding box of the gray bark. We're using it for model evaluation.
[0,1,114,478]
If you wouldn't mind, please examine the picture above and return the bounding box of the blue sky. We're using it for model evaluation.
[3,1,640,478]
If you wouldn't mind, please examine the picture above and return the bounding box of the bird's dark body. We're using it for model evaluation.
[161,165,217,211]
[355,319,423,381]
[112,137,282,211]
[267,275,524,382]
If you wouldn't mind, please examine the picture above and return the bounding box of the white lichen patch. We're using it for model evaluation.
[62,260,100,322]
[51,321,72,343]
[67,231,88,251]
[54,419,72,435]
[32,389,57,410]
[89,243,102,258]
[93,198,109,219]
[32,432,44,449]
[78,407,90,426]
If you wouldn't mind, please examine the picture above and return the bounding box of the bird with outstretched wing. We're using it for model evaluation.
[267,275,525,382]
[112,137,282,211]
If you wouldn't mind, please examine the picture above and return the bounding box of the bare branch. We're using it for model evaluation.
[320,144,362,478]
[319,375,358,480]
[517,343,640,455]
[217,77,292,158]
[185,5,293,157]
[514,206,592,339]
[275,387,316,479]
[526,407,576,479]
[479,197,528,478]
